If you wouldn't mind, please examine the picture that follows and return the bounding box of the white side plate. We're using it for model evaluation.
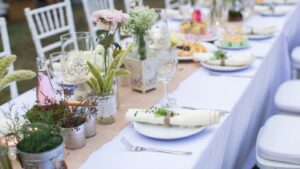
[133,122,205,139]
[201,61,252,72]
[214,41,250,50]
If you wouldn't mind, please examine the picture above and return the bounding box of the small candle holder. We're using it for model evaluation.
[1,134,18,160]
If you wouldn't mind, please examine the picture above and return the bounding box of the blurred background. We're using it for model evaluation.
[0,0,164,104]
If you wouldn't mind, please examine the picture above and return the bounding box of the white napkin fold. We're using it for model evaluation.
[241,26,277,35]
[254,5,291,14]
[126,108,220,127]
[193,52,254,67]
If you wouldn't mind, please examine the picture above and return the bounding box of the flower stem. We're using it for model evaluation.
[138,34,147,60]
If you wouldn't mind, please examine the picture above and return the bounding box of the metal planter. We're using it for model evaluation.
[63,123,86,150]
[85,114,97,138]
[17,136,64,169]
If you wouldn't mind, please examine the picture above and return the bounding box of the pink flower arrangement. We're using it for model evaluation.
[92,9,129,34]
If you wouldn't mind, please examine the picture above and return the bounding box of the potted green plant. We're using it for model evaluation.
[90,9,130,124]
[123,6,159,93]
[86,51,130,125]
[0,55,36,94]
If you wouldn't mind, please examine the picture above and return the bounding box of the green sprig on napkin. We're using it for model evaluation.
[214,50,227,60]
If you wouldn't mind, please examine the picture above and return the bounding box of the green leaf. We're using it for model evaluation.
[86,61,104,92]
[91,77,100,94]
[0,70,36,91]
[115,69,130,76]
[154,108,168,117]
[0,55,16,79]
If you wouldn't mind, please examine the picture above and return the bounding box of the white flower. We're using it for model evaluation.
[95,44,105,56]
[92,9,129,34]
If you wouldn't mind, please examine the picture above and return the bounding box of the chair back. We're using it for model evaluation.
[164,0,187,9]
[24,0,76,58]
[0,17,18,98]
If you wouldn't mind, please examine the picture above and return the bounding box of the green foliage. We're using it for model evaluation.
[87,50,130,95]
[124,6,158,35]
[0,55,36,92]
[17,127,62,153]
[154,108,178,117]
[17,115,62,153]
[214,50,227,59]
[0,146,12,169]
[26,104,65,124]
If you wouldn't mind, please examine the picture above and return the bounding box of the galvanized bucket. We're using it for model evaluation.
[17,137,64,169]
[85,114,97,138]
[63,123,86,150]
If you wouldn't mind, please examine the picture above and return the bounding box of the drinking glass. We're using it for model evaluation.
[48,52,62,80]
[156,48,177,106]
[60,32,94,98]
[148,8,169,50]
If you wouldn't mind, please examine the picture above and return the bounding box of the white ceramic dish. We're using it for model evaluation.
[214,41,250,50]
[133,122,205,139]
[246,33,274,40]
[178,42,218,61]
[201,61,252,72]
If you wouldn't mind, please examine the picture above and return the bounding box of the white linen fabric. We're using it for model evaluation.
[2,4,300,169]
[126,109,221,126]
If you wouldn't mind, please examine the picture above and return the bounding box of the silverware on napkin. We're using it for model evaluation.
[120,137,192,156]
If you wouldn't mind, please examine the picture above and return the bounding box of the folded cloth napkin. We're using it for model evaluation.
[193,52,254,67]
[241,26,277,35]
[126,108,221,127]
[254,5,291,14]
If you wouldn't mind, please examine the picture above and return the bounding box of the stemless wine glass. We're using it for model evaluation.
[60,32,94,98]
[156,48,177,107]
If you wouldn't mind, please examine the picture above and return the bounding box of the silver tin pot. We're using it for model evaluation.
[85,114,97,138]
[17,136,64,169]
[95,94,117,125]
[63,123,86,150]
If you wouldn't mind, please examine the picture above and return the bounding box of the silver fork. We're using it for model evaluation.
[120,137,192,156]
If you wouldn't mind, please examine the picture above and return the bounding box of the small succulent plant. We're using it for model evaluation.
[87,49,131,95]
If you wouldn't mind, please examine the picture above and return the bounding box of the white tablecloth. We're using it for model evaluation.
[80,5,299,169]
[1,4,300,169]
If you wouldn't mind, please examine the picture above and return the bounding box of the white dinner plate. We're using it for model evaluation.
[201,61,252,72]
[178,42,218,61]
[214,41,250,50]
[260,12,287,16]
[246,33,274,40]
[133,122,205,139]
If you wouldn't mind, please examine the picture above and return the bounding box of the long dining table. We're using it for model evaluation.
[1,4,300,169]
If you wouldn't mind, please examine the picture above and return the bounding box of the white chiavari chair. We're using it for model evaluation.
[0,17,18,99]
[82,0,119,45]
[123,0,143,12]
[164,0,186,9]
[24,0,76,58]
